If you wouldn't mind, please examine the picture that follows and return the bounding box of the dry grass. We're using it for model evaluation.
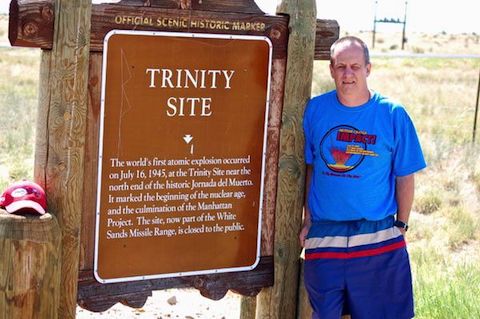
[345,30,480,55]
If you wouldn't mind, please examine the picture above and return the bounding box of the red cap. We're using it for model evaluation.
[0,180,47,215]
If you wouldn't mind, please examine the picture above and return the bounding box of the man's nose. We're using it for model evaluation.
[344,66,354,76]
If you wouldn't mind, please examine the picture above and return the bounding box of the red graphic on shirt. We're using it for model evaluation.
[328,147,354,172]
[320,125,379,174]
[336,131,377,144]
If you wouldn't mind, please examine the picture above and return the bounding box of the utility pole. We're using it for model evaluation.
[372,1,408,50]
[402,1,408,49]
[372,1,378,49]
[473,69,480,143]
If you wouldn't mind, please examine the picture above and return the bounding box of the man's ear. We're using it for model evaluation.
[366,63,372,77]
[329,63,335,78]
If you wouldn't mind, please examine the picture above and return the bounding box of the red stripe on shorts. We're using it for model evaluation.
[305,239,406,260]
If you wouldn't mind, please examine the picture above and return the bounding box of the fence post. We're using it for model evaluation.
[255,0,316,318]
[472,69,480,143]
[34,0,92,318]
[240,295,257,319]
[0,211,61,319]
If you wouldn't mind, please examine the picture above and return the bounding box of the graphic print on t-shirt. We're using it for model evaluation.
[319,125,378,173]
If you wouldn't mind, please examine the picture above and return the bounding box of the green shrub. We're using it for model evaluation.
[443,206,478,249]
[414,191,442,215]
[414,262,480,319]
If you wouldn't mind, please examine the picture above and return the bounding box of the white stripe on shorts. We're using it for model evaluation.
[305,227,402,249]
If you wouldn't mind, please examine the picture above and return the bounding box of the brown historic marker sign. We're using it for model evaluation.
[95,30,272,283]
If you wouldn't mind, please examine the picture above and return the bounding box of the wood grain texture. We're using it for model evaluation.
[8,1,337,60]
[79,53,102,270]
[314,19,339,60]
[9,1,287,56]
[240,295,257,319]
[260,58,286,257]
[8,0,54,49]
[39,0,92,318]
[256,0,317,318]
[0,211,61,319]
[89,4,288,57]
[77,256,273,311]
[34,51,52,186]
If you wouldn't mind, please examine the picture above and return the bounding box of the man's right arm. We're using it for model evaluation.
[299,164,313,247]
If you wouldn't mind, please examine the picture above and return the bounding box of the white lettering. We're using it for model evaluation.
[161,69,174,88]
[223,70,235,89]
[146,68,235,90]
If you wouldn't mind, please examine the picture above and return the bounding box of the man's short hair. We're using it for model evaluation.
[330,36,370,65]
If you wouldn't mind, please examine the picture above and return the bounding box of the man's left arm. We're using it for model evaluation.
[396,174,415,235]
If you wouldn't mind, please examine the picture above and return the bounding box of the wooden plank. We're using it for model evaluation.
[34,51,52,185]
[0,212,61,319]
[240,295,257,319]
[315,19,339,60]
[8,0,337,60]
[79,53,102,270]
[8,0,54,49]
[256,0,317,318]
[77,256,273,312]
[89,4,288,57]
[8,1,287,56]
[37,0,92,318]
[261,58,286,257]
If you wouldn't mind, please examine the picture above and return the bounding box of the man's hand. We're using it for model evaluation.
[395,174,414,238]
[301,165,313,247]
[299,221,311,247]
[396,226,407,236]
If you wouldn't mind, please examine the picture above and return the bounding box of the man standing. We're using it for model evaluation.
[301,36,426,319]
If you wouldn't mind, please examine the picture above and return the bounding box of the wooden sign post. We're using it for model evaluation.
[0,212,61,319]
[33,0,92,318]
[255,1,316,318]
[8,0,338,317]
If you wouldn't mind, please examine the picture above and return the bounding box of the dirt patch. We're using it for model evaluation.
[76,289,241,318]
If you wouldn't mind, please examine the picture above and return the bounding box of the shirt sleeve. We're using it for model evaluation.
[392,107,427,176]
[303,100,314,165]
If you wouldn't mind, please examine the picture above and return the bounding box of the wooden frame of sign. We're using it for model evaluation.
[9,0,338,312]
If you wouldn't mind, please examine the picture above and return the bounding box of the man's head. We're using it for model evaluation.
[330,36,370,65]
[329,36,372,106]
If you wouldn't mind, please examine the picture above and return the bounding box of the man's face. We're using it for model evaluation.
[329,43,371,99]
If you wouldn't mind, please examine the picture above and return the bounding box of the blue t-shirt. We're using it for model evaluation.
[303,90,426,221]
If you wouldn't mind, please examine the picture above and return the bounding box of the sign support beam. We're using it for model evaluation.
[34,0,92,318]
[255,0,316,318]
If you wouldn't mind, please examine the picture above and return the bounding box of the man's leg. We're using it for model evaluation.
[304,221,351,318]
[304,258,346,319]
[344,219,414,319]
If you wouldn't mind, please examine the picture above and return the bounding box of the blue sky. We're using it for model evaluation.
[1,0,478,34]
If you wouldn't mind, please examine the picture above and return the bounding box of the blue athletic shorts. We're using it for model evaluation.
[304,216,414,319]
